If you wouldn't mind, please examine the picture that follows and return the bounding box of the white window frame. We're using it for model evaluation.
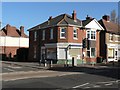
[34,31,37,41]
[87,47,96,58]
[115,35,120,42]
[86,30,96,40]
[60,27,66,39]
[90,48,96,57]
[109,34,113,42]
[50,29,53,39]
[73,27,78,39]
[42,30,45,40]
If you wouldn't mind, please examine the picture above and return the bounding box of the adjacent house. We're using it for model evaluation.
[0,24,29,61]
[98,15,120,62]
[28,11,104,66]
[82,15,104,64]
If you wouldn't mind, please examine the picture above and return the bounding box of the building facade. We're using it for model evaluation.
[28,11,104,65]
[0,24,29,60]
[99,15,120,62]
[82,16,104,64]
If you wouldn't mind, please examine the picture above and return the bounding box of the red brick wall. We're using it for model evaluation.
[57,26,86,43]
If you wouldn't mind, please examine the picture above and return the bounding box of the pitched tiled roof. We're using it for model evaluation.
[98,19,120,35]
[82,18,94,26]
[0,24,28,38]
[28,14,82,31]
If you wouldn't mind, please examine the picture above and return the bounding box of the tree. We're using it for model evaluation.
[110,10,117,23]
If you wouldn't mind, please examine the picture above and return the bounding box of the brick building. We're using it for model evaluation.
[99,15,120,62]
[28,11,104,66]
[0,24,29,61]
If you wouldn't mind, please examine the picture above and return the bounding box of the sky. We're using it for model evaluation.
[1,2,118,35]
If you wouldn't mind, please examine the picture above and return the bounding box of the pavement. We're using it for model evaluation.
[1,60,119,70]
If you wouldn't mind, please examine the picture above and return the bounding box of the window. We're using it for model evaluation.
[118,36,120,41]
[109,34,113,41]
[91,31,96,39]
[60,28,66,39]
[108,48,114,58]
[34,46,36,58]
[42,30,45,40]
[87,51,90,57]
[87,48,95,57]
[34,31,37,41]
[87,30,96,40]
[50,29,53,39]
[73,28,78,39]
[87,31,90,39]
[91,48,95,57]
[115,35,120,42]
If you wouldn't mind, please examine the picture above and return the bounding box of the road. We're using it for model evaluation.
[2,62,41,73]
[2,73,120,89]
[1,61,120,89]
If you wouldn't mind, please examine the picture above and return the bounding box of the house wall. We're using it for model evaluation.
[0,36,29,60]
[106,33,120,62]
[28,30,40,62]
[0,36,29,47]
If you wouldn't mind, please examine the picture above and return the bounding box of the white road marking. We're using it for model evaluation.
[8,66,22,69]
[105,83,113,86]
[84,86,90,89]
[93,85,101,88]
[72,83,89,88]
[97,80,118,84]
[3,68,15,72]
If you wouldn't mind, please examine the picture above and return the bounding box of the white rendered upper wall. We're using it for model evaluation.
[0,36,29,47]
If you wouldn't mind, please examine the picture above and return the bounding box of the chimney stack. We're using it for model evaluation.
[72,10,77,20]
[20,26,24,35]
[102,15,110,22]
[48,16,52,20]
[86,15,93,20]
[6,24,10,30]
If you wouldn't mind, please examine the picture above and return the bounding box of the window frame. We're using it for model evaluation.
[86,30,96,40]
[60,27,66,39]
[109,34,113,42]
[34,46,36,59]
[87,47,96,58]
[90,48,96,57]
[42,30,45,40]
[50,29,53,39]
[34,31,37,41]
[73,27,78,39]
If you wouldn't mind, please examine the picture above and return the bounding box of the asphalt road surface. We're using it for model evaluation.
[2,73,119,89]
[2,65,120,90]
[2,62,42,73]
